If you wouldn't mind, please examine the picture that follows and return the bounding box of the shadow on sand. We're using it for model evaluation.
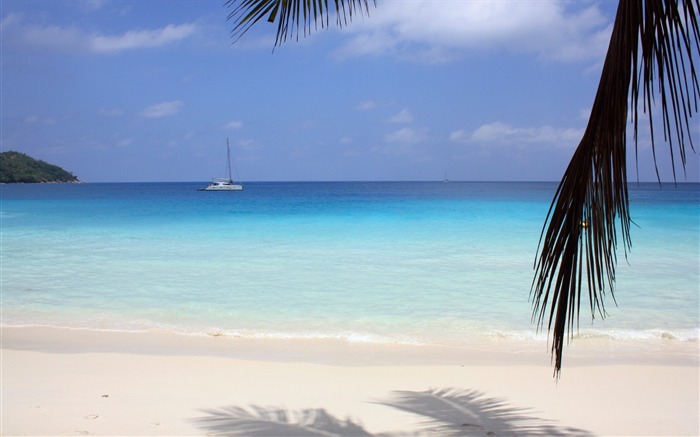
[193,387,593,436]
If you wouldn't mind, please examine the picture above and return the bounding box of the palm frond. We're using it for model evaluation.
[532,0,700,377]
[226,0,376,47]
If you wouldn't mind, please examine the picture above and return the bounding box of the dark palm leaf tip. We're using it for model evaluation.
[226,0,377,46]
[633,0,700,182]
[532,0,700,377]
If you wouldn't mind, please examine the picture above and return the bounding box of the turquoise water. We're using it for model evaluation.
[1,182,698,346]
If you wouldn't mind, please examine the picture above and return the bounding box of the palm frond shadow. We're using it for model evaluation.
[376,388,592,436]
[193,405,385,436]
[193,387,593,436]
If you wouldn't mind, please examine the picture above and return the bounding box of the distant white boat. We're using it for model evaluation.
[198,139,243,191]
[443,171,450,183]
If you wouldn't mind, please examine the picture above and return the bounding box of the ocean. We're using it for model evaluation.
[1,182,698,347]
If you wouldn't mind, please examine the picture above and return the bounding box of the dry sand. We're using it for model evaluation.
[1,326,698,436]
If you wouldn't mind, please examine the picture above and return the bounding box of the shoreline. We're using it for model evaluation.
[2,325,699,367]
[2,326,699,436]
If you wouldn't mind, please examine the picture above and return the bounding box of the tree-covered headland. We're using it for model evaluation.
[0,151,80,183]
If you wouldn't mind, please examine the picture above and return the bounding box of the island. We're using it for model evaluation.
[0,151,80,183]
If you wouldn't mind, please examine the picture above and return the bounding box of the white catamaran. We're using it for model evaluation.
[199,139,243,191]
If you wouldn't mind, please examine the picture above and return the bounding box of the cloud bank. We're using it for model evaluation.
[451,122,582,148]
[1,13,196,54]
[334,1,611,63]
[91,23,196,54]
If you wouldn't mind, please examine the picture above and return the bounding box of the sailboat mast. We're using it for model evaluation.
[226,138,233,182]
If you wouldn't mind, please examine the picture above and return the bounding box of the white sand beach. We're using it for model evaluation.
[1,327,698,436]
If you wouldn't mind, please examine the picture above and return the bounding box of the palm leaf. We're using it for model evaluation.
[226,0,376,47]
[531,0,700,377]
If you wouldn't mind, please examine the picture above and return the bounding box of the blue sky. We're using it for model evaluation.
[2,0,698,182]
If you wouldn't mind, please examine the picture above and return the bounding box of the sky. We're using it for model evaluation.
[1,0,698,182]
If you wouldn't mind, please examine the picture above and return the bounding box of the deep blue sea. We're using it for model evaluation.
[1,182,698,346]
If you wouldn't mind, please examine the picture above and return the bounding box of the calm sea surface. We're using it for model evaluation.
[1,182,698,346]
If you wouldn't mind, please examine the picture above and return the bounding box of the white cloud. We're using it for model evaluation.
[335,1,611,63]
[90,23,196,54]
[1,14,196,54]
[389,108,414,123]
[139,101,183,118]
[449,129,470,143]
[384,127,425,144]
[452,121,582,148]
[355,100,377,110]
[225,120,244,129]
[0,13,21,31]
[2,13,85,53]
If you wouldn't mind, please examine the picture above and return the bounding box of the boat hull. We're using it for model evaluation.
[198,184,243,191]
